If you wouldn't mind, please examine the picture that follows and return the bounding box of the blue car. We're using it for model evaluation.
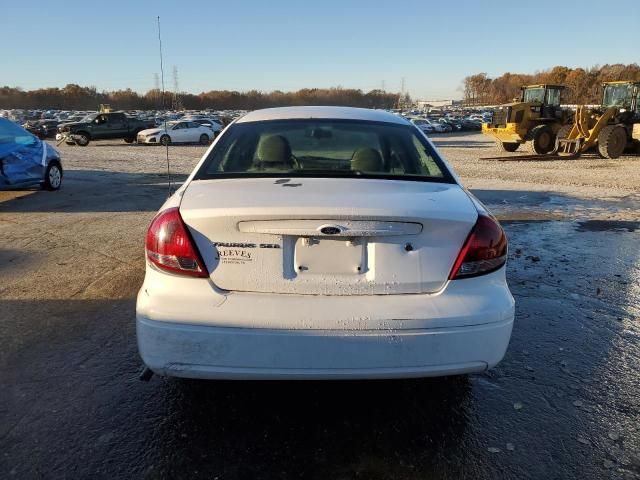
[0,118,62,190]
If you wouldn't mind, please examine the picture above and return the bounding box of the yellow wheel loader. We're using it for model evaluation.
[482,84,571,154]
[556,81,640,159]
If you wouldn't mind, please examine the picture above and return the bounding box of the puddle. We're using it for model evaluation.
[576,220,639,233]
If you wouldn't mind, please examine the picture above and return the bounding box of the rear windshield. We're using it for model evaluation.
[194,119,454,183]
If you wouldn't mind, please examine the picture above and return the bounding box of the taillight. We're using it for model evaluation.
[449,214,507,280]
[145,207,208,277]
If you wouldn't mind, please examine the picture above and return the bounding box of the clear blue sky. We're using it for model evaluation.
[2,0,638,99]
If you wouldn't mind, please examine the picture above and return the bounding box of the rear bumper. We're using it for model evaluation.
[137,316,513,380]
[136,268,514,379]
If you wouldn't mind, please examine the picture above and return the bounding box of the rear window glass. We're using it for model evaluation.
[195,119,453,182]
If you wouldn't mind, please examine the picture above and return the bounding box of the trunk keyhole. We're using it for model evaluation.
[404,243,414,252]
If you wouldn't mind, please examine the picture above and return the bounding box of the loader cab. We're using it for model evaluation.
[601,82,639,112]
[521,85,564,107]
[521,84,565,120]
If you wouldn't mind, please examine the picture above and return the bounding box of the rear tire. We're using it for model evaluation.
[199,134,210,145]
[597,125,627,159]
[43,161,62,191]
[160,134,171,146]
[496,141,519,152]
[124,137,134,144]
[525,125,554,154]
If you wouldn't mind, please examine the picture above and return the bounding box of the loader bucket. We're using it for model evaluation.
[555,137,583,158]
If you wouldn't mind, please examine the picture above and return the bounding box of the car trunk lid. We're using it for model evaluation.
[180,177,477,295]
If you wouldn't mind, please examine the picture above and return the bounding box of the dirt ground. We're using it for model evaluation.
[1,132,639,479]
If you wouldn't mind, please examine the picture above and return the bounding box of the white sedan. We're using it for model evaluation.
[182,117,224,135]
[409,118,434,134]
[426,118,449,133]
[136,106,514,380]
[137,121,215,145]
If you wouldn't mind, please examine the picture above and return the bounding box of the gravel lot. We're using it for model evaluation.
[441,132,640,192]
[1,132,639,479]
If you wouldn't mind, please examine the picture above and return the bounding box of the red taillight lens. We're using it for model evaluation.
[449,214,507,280]
[145,207,208,277]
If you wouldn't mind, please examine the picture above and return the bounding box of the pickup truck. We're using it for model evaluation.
[57,112,156,146]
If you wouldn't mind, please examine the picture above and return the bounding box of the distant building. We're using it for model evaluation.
[415,99,462,110]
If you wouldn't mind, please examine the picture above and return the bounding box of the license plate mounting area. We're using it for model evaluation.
[294,237,366,275]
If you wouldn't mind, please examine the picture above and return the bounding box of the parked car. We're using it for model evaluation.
[186,118,224,135]
[0,118,62,190]
[442,118,463,131]
[57,112,155,146]
[425,118,448,133]
[409,118,434,134]
[462,118,483,130]
[23,119,59,139]
[433,118,453,133]
[137,121,215,145]
[136,106,514,380]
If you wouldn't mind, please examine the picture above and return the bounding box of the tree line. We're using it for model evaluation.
[0,85,401,111]
[463,64,640,105]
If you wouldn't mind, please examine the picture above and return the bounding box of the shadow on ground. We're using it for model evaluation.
[0,169,186,213]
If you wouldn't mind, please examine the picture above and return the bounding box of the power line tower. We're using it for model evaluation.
[396,77,410,110]
[153,73,160,107]
[172,66,182,110]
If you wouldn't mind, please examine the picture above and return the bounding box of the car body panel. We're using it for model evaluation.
[137,317,513,380]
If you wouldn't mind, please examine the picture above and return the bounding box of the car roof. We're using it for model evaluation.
[236,106,410,125]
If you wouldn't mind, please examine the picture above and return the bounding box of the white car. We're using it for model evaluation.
[426,119,449,133]
[185,117,224,135]
[409,118,434,134]
[136,106,514,380]
[137,121,214,145]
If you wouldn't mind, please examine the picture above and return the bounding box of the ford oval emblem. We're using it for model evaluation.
[320,226,342,235]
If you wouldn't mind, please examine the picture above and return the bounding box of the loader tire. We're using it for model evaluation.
[597,125,627,159]
[496,141,519,152]
[525,125,554,154]
[556,124,573,141]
